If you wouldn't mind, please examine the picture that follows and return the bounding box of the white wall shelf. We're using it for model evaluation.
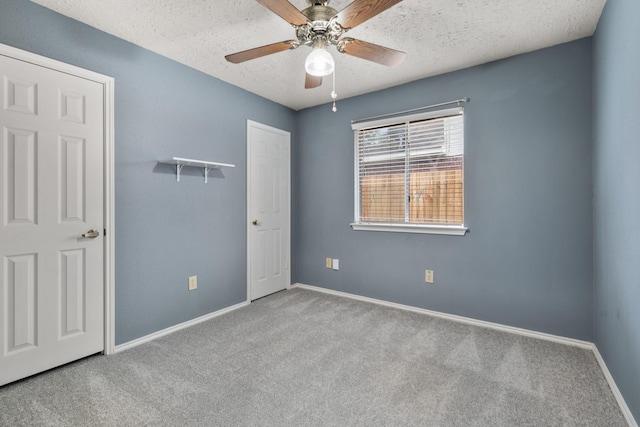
[160,157,235,183]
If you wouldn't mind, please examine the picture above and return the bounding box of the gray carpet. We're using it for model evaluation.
[0,288,627,426]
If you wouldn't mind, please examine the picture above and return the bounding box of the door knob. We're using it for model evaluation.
[252,220,262,226]
[81,229,100,238]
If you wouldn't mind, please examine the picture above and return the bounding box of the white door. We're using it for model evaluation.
[0,53,104,386]
[247,121,290,300]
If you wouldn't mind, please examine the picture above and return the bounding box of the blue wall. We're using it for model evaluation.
[593,0,640,420]
[0,0,297,344]
[294,39,594,340]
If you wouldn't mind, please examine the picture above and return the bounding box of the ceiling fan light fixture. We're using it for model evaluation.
[305,48,335,77]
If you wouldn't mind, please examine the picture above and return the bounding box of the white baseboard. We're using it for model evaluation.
[592,346,638,427]
[292,283,592,348]
[114,301,250,353]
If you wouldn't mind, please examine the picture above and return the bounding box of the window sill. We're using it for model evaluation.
[350,222,468,236]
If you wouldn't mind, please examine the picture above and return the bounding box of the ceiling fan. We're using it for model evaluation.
[225,0,406,89]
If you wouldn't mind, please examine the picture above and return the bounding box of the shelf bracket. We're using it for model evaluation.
[176,164,185,182]
[176,164,184,182]
[204,167,210,184]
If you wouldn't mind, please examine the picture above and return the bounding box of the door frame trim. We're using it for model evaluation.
[246,120,291,302]
[0,43,116,355]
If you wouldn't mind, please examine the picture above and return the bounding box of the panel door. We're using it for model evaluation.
[248,122,290,300]
[0,53,104,385]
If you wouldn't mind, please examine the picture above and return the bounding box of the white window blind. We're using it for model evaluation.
[353,107,464,230]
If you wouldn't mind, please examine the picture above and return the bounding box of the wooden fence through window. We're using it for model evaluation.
[360,169,463,224]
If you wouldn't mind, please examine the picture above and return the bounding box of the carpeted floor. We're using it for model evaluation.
[0,287,627,426]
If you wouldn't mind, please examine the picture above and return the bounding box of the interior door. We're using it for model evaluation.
[0,53,104,386]
[247,121,290,300]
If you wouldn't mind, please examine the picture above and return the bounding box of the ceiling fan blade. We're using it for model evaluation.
[225,41,298,64]
[305,73,323,89]
[335,0,402,29]
[256,0,308,26]
[338,38,406,67]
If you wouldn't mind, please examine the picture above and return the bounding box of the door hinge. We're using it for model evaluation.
[104,228,107,237]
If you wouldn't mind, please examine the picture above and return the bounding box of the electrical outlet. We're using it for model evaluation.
[326,257,332,269]
[332,259,339,271]
[425,270,434,284]
[188,275,198,291]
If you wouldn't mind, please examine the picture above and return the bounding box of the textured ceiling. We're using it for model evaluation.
[32,0,606,110]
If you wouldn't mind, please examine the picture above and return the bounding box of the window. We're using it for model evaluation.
[351,107,467,235]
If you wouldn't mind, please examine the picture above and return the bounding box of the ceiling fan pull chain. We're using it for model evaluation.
[331,68,338,112]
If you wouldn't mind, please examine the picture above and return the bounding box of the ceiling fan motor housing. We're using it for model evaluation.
[298,4,344,47]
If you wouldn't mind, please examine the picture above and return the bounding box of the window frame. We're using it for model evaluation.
[351,107,468,236]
